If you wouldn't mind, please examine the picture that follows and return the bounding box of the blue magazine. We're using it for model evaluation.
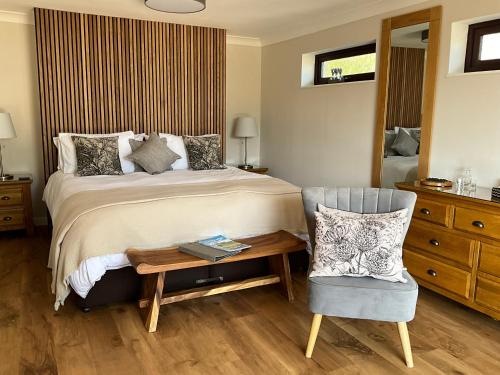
[198,235,251,252]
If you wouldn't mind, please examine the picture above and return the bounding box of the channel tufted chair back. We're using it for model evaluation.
[302,187,416,251]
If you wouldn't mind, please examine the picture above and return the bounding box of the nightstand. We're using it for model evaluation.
[0,175,34,236]
[239,167,269,175]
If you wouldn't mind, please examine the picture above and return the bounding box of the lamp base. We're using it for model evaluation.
[238,164,254,170]
[0,174,13,181]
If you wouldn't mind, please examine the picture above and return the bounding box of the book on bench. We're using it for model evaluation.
[179,235,251,262]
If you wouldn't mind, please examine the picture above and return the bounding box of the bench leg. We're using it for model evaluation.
[268,253,294,302]
[144,272,165,333]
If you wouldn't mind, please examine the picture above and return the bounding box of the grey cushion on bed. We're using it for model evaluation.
[129,137,173,172]
[301,187,418,322]
[384,131,398,157]
[129,139,146,172]
[128,133,180,174]
[391,129,418,157]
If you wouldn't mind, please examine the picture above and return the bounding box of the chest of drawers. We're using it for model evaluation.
[397,182,500,319]
[0,176,34,236]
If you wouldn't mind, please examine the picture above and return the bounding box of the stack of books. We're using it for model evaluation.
[492,187,500,201]
[179,235,251,262]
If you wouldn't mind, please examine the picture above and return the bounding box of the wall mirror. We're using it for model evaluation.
[372,7,442,187]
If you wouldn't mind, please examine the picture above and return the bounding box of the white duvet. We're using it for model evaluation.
[382,155,419,188]
[43,167,270,298]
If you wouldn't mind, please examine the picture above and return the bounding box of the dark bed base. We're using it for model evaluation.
[74,250,309,311]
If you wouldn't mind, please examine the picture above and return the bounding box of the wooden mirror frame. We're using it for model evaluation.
[372,6,442,187]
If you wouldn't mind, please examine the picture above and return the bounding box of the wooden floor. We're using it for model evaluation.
[1,228,499,375]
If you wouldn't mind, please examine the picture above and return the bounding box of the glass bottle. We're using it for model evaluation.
[463,169,472,192]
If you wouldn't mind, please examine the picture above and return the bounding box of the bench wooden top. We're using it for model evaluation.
[126,230,306,274]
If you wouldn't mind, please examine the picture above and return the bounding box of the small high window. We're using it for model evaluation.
[465,18,500,72]
[314,43,376,85]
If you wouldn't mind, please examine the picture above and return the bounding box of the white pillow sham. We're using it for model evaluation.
[57,131,135,174]
[159,133,189,170]
[53,137,64,171]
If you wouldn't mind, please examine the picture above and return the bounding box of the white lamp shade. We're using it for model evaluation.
[233,116,257,138]
[0,113,16,139]
[145,0,206,13]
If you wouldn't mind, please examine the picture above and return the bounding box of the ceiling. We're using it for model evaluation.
[392,22,429,49]
[0,0,429,45]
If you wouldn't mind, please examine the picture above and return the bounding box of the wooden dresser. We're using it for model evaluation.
[0,175,34,236]
[397,182,500,319]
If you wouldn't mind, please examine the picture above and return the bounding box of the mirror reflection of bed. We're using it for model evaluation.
[381,23,429,188]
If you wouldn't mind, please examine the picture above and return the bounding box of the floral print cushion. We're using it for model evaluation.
[183,134,226,170]
[309,206,408,283]
[72,136,123,176]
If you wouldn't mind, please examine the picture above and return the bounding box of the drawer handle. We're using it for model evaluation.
[1,196,10,200]
[472,221,485,229]
[420,208,431,215]
[427,269,437,277]
[3,216,12,222]
[429,239,440,246]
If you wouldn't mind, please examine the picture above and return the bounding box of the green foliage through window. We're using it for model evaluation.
[321,53,376,78]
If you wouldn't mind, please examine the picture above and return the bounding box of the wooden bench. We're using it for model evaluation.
[126,230,306,332]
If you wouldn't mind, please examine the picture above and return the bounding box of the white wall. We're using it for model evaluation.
[226,44,262,167]
[0,20,262,223]
[261,0,500,188]
[0,21,44,222]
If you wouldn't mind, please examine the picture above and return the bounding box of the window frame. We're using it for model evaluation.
[314,43,376,85]
[464,18,500,73]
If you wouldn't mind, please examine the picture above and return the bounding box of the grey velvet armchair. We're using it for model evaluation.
[302,187,418,368]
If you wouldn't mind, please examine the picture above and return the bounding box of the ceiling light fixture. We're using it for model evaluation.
[145,0,206,14]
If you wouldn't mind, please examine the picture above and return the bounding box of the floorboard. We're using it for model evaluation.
[0,228,499,375]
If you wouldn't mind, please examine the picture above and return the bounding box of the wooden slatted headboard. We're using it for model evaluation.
[34,8,226,181]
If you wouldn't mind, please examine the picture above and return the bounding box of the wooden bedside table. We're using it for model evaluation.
[0,175,34,236]
[239,167,268,175]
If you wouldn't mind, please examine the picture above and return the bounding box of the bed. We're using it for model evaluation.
[382,155,419,188]
[43,166,307,309]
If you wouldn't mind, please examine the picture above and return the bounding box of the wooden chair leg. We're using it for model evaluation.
[144,272,165,333]
[305,314,322,358]
[397,322,414,368]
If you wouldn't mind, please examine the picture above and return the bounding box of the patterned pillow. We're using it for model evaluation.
[309,206,408,283]
[72,136,123,176]
[183,135,226,170]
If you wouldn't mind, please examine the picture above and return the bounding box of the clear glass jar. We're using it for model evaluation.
[463,169,472,191]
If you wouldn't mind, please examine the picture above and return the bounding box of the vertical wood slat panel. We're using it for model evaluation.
[34,8,226,181]
[386,46,425,130]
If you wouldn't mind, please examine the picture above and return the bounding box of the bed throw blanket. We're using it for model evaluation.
[49,178,307,309]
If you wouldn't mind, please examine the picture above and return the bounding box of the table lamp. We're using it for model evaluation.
[233,116,257,169]
[0,112,16,181]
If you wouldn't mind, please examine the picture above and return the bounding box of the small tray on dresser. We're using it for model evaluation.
[420,178,453,188]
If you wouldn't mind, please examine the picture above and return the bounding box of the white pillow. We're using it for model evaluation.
[134,133,146,141]
[58,131,135,174]
[53,137,64,171]
[159,133,189,170]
